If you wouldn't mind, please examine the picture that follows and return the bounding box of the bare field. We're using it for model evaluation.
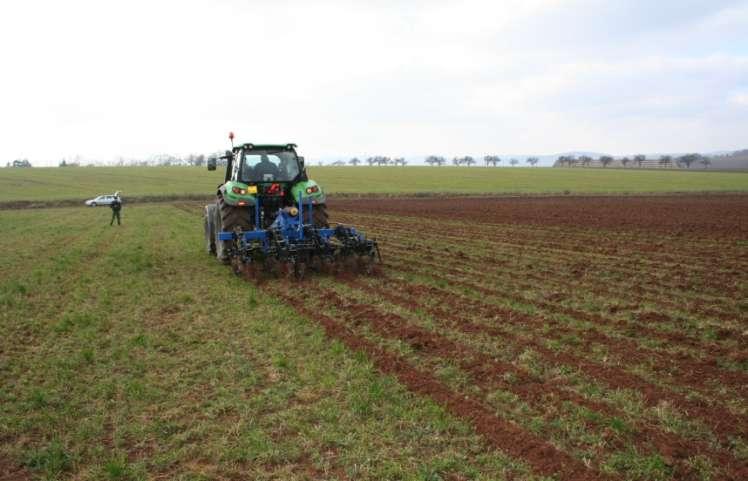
[1,195,746,480]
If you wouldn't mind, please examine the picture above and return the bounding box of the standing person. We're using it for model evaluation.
[110,196,122,226]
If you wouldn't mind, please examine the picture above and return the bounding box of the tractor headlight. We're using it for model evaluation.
[305,185,319,194]
[232,186,247,195]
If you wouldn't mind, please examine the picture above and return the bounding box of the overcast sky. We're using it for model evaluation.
[1,0,747,165]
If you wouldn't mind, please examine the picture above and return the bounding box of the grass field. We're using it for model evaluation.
[1,195,746,480]
[1,166,747,202]
[1,205,526,481]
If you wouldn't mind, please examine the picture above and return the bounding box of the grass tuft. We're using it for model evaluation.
[24,440,73,477]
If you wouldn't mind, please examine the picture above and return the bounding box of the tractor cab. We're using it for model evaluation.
[207,142,324,230]
[233,144,305,183]
[210,143,306,183]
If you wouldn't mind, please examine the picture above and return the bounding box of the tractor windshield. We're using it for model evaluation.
[240,150,300,183]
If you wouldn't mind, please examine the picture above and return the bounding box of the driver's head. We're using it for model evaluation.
[260,154,269,163]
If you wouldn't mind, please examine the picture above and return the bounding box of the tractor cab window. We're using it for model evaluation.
[240,151,300,183]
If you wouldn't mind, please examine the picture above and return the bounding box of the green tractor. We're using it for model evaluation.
[203,137,379,279]
[204,141,327,263]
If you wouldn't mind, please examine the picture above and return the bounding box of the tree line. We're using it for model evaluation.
[556,153,711,168]
[329,155,541,167]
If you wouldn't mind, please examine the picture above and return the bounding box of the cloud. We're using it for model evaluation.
[730,92,748,107]
[0,0,746,164]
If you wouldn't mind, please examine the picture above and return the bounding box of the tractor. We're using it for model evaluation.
[203,136,379,279]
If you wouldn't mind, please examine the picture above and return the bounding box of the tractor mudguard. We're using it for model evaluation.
[219,181,257,206]
[291,179,326,205]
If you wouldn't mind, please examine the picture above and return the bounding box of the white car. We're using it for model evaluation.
[85,193,120,207]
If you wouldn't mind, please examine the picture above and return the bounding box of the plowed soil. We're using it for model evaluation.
[271,195,748,481]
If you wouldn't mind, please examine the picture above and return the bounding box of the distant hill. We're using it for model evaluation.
[707,149,748,170]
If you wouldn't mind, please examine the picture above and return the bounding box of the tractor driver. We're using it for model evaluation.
[253,154,281,181]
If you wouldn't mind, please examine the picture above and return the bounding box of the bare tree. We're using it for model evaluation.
[677,153,700,169]
[366,157,376,166]
[452,157,461,166]
[658,155,672,168]
[700,157,712,168]
[349,157,361,166]
[634,154,646,168]
[463,156,476,167]
[483,155,501,166]
[510,158,519,166]
[526,156,539,166]
[426,155,445,166]
[599,156,614,168]
[579,155,593,167]
[620,157,630,168]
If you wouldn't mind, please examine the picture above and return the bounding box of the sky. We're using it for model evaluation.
[0,0,747,166]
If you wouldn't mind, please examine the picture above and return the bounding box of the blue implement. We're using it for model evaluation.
[217,195,380,279]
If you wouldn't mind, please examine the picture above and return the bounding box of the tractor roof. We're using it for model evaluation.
[232,143,297,153]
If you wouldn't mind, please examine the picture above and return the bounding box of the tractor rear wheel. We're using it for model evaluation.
[204,205,217,255]
[313,203,329,228]
[215,197,254,264]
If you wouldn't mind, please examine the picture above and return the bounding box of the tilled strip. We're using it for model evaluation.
[334,211,748,278]
[266,284,616,481]
[366,222,744,315]
[335,276,747,480]
[378,262,748,446]
[378,239,743,334]
[390,253,748,399]
[384,248,747,371]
